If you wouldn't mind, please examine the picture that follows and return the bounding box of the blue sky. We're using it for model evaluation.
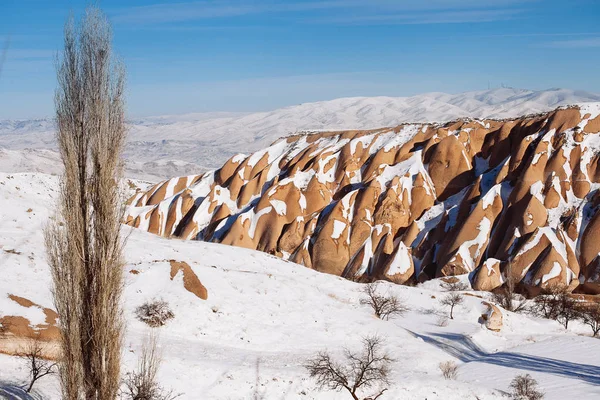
[1,0,599,119]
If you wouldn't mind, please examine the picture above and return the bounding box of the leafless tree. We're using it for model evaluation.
[135,300,175,328]
[530,285,579,329]
[45,6,127,400]
[529,291,560,320]
[493,262,527,313]
[555,291,580,330]
[438,361,458,380]
[359,282,408,321]
[18,336,57,393]
[121,333,181,400]
[305,335,393,400]
[440,293,463,320]
[509,374,544,400]
[577,302,600,337]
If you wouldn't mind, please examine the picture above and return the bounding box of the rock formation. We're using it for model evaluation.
[125,104,600,294]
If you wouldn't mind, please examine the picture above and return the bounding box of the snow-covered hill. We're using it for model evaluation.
[1,88,599,179]
[1,173,600,399]
[125,103,600,295]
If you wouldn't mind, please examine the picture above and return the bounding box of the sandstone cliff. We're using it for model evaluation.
[125,104,600,294]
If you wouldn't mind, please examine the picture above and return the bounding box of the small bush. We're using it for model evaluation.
[438,361,458,380]
[360,281,408,321]
[435,314,449,327]
[135,300,174,328]
[509,374,544,400]
[122,333,181,400]
[440,279,468,292]
[492,284,527,313]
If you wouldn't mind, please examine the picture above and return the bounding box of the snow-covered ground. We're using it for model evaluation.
[1,172,600,399]
[1,88,599,180]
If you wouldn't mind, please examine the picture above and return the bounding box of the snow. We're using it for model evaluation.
[539,262,563,285]
[240,206,273,239]
[481,184,503,210]
[269,199,287,216]
[2,88,599,180]
[1,172,600,399]
[331,219,347,240]
[455,217,492,272]
[386,241,412,276]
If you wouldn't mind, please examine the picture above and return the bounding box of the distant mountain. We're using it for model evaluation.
[1,88,599,179]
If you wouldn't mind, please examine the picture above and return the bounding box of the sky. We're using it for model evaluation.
[1,0,599,119]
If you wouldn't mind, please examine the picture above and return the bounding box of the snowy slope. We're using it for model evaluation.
[1,172,600,399]
[1,88,599,179]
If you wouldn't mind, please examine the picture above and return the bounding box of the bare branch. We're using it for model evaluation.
[440,293,463,320]
[509,374,544,400]
[305,335,393,400]
[18,336,57,393]
[47,6,126,399]
[121,332,182,400]
[359,282,408,321]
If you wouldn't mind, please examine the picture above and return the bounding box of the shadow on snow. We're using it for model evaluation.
[408,331,600,386]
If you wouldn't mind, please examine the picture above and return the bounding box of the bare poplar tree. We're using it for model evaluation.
[45,6,126,400]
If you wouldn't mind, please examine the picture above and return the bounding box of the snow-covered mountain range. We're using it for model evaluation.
[1,88,599,180]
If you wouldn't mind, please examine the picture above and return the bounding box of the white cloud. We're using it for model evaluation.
[545,37,600,48]
[110,0,537,25]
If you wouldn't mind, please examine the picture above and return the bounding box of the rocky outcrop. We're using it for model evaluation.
[169,260,208,300]
[481,301,503,331]
[125,104,600,293]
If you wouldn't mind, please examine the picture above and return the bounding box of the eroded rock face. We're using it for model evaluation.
[481,302,503,331]
[125,104,600,292]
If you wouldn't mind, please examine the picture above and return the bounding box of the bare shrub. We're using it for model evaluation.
[45,6,127,399]
[18,336,57,393]
[0,318,10,336]
[440,293,463,320]
[121,333,180,400]
[135,300,174,328]
[438,361,458,380]
[305,335,393,400]
[435,314,449,327]
[492,287,527,313]
[440,279,468,292]
[492,264,527,313]
[577,301,600,337]
[359,281,408,321]
[509,374,544,400]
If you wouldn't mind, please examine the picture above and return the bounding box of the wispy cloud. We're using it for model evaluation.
[110,0,537,25]
[486,32,600,38]
[307,9,524,25]
[544,37,600,48]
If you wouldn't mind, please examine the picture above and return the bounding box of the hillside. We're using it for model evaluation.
[1,172,600,399]
[1,88,599,179]
[125,104,600,295]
